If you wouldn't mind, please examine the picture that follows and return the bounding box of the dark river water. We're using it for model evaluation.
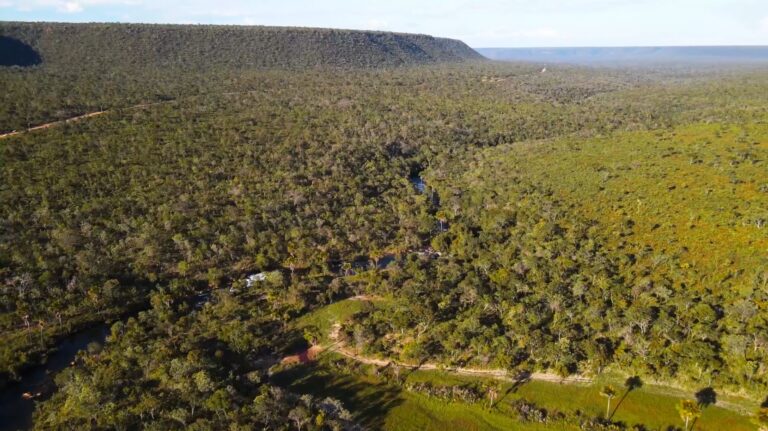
[409,174,426,194]
[0,325,110,431]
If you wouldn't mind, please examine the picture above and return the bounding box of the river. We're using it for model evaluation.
[0,325,109,430]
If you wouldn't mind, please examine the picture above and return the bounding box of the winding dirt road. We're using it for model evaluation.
[332,346,591,384]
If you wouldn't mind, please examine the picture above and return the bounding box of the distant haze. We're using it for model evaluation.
[476,46,768,65]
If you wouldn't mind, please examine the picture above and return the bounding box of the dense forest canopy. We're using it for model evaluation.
[0,22,481,71]
[2,21,768,431]
[0,21,481,133]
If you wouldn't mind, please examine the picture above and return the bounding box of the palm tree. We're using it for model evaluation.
[677,399,701,431]
[600,385,617,418]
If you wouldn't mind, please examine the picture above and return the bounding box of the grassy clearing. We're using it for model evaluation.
[404,369,755,430]
[514,379,753,431]
[292,298,372,343]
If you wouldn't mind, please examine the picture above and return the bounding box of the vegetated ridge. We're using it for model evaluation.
[0,21,483,70]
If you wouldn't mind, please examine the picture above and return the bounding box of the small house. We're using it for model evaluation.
[245,272,267,287]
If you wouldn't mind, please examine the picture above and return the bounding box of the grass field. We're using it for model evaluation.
[514,379,754,430]
[273,355,756,430]
[407,369,757,431]
[292,298,371,343]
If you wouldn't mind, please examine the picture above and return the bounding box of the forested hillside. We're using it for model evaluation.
[0,22,482,71]
[0,22,482,133]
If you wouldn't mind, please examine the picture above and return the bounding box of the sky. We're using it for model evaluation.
[1,0,767,47]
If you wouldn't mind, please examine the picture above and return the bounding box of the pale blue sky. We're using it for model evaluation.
[2,0,767,47]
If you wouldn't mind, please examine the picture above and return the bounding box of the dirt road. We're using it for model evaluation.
[0,100,174,140]
[325,322,591,384]
[0,111,108,139]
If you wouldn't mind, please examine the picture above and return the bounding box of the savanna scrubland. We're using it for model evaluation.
[2,22,768,430]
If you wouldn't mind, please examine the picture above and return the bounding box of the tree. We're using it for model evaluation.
[205,388,231,419]
[600,385,616,418]
[677,399,701,431]
[303,325,321,346]
[37,320,45,347]
[288,405,311,430]
[486,383,500,409]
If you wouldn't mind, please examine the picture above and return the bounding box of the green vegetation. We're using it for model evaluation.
[753,407,768,430]
[293,299,371,343]
[274,353,756,430]
[431,122,768,392]
[276,360,569,430]
[600,385,617,418]
[5,59,680,382]
[31,288,362,429]
[1,22,480,71]
[0,21,480,132]
[481,123,768,289]
[286,299,758,430]
[3,20,768,431]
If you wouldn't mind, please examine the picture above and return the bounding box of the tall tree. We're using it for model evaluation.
[600,385,616,418]
[677,399,701,431]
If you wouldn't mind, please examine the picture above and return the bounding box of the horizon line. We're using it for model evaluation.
[474,44,768,49]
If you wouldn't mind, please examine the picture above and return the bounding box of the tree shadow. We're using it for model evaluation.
[686,387,717,431]
[338,380,404,429]
[0,36,41,67]
[491,370,531,409]
[761,395,768,408]
[511,370,532,389]
[625,376,643,391]
[610,376,643,420]
[695,387,717,407]
[400,357,431,381]
[271,363,403,430]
